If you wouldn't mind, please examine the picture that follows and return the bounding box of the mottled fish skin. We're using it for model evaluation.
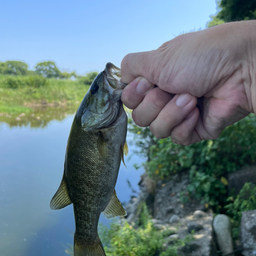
[50,63,127,256]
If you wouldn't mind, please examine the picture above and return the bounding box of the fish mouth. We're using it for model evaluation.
[104,63,127,90]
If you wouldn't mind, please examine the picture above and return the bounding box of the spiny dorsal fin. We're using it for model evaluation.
[120,141,128,167]
[50,175,72,210]
[103,190,126,219]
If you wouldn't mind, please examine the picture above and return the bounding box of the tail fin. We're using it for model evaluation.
[74,233,106,256]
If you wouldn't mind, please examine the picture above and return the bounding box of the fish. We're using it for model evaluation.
[50,62,128,256]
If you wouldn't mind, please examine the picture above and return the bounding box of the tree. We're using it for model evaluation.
[208,0,256,27]
[0,61,28,75]
[35,61,61,78]
[79,72,98,85]
[218,0,256,22]
[207,15,225,28]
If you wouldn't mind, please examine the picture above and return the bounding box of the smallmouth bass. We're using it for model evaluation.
[50,63,128,256]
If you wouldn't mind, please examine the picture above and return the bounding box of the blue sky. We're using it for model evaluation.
[0,0,218,75]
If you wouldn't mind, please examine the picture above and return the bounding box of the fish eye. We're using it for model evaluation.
[90,83,99,94]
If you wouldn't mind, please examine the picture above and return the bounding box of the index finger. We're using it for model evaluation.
[121,52,153,84]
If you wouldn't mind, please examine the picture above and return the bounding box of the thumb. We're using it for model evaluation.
[121,51,155,84]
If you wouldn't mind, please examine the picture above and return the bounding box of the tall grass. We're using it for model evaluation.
[0,75,90,115]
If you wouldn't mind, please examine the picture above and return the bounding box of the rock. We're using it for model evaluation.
[179,242,201,254]
[153,224,166,231]
[151,219,160,224]
[228,166,256,196]
[213,214,234,256]
[169,215,180,224]
[193,210,206,219]
[126,213,135,223]
[187,221,203,233]
[168,234,179,240]
[166,206,175,214]
[164,234,180,247]
[164,227,177,236]
[153,172,203,222]
[15,117,21,121]
[178,215,217,256]
[241,210,256,256]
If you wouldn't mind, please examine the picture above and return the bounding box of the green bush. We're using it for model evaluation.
[129,114,256,211]
[65,204,194,256]
[2,75,49,88]
[79,72,98,85]
[225,182,256,222]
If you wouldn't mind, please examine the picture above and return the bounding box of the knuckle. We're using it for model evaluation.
[171,130,192,146]
[121,90,135,109]
[146,89,168,110]
[150,123,169,139]
[132,110,147,127]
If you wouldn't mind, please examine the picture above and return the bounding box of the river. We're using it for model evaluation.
[0,106,145,256]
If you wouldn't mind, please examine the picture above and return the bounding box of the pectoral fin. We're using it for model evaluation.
[120,141,128,167]
[50,175,72,210]
[97,132,108,159]
[103,190,126,219]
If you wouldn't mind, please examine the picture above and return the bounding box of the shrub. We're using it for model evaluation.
[225,182,256,222]
[79,72,98,85]
[2,75,48,88]
[129,114,256,211]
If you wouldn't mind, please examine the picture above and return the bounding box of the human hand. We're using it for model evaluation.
[121,21,256,145]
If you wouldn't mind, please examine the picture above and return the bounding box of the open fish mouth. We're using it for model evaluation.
[104,62,127,90]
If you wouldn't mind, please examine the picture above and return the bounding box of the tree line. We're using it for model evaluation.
[0,60,98,84]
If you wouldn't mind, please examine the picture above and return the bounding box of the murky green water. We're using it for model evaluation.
[0,106,145,256]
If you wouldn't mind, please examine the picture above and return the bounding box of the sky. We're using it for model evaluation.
[0,0,218,75]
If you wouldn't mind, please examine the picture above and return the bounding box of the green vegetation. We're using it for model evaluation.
[208,0,256,27]
[65,204,194,256]
[224,182,256,239]
[225,183,256,222]
[0,75,90,116]
[101,204,194,256]
[0,60,98,116]
[129,114,256,212]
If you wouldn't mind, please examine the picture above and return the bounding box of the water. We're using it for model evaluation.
[0,107,145,256]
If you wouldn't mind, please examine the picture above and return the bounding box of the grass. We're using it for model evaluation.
[0,75,90,116]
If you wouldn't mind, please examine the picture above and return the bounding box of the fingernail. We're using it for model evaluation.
[136,78,152,94]
[176,94,192,107]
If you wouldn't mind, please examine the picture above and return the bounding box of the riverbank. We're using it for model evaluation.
[0,75,89,117]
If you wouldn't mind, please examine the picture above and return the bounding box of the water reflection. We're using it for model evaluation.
[0,104,78,128]
[0,106,145,256]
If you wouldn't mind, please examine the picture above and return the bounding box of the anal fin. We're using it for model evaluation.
[103,190,126,219]
[50,175,72,210]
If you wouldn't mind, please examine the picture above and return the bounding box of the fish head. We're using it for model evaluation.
[77,63,127,131]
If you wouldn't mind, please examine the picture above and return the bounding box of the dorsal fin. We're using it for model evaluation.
[103,190,126,219]
[120,141,128,167]
[50,175,72,210]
